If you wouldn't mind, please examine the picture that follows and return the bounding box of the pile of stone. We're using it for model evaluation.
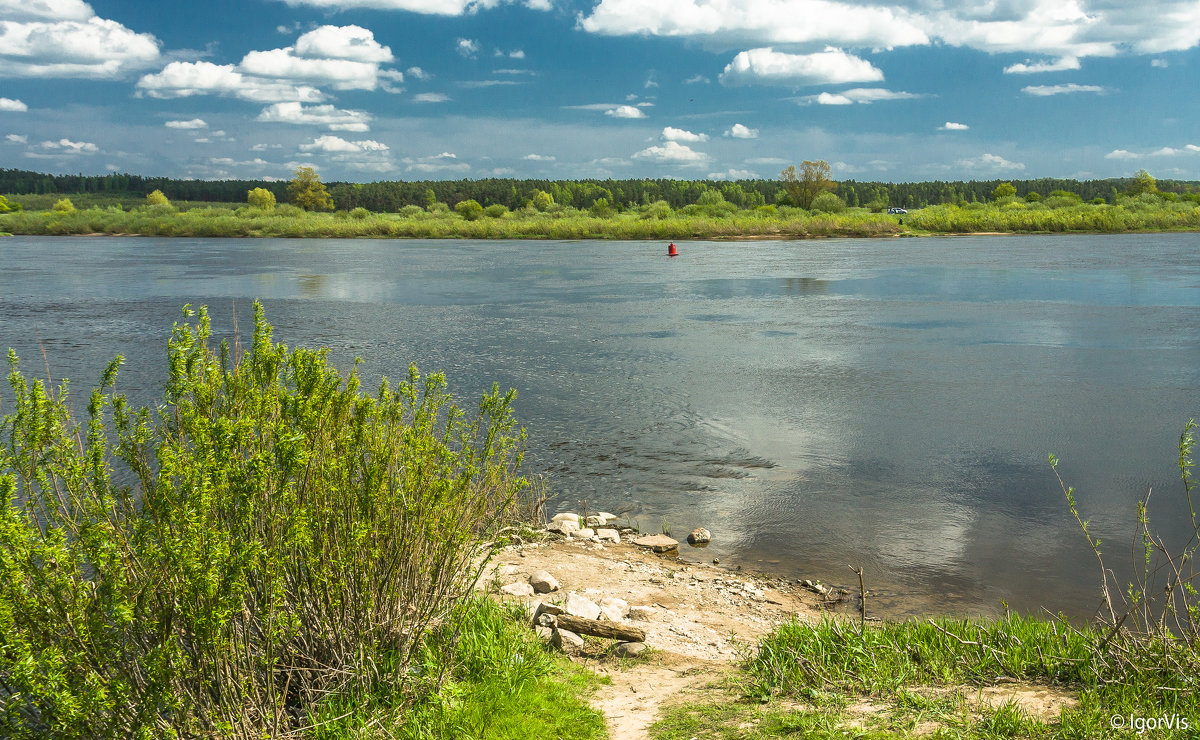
[544,511,624,543]
[497,567,648,657]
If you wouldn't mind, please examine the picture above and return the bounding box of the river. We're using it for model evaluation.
[2,234,1197,617]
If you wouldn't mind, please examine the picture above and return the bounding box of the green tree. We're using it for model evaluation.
[530,189,554,212]
[1126,169,1158,196]
[992,182,1017,201]
[145,189,169,206]
[287,166,334,211]
[454,199,483,221]
[52,197,75,213]
[779,161,836,209]
[247,187,276,211]
[0,194,20,213]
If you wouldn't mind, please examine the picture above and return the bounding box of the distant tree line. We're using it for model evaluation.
[3,167,1198,212]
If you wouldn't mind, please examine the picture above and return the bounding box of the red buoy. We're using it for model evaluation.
[667,242,678,257]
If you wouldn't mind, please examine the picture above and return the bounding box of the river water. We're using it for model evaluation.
[2,234,1197,617]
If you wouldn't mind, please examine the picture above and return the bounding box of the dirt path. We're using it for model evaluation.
[483,537,834,739]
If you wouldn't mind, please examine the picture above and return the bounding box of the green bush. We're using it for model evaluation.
[398,204,425,218]
[0,304,528,738]
[52,198,75,213]
[455,199,484,221]
[484,204,510,218]
[349,206,371,219]
[810,192,847,213]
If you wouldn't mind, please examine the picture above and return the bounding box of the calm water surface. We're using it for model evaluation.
[2,234,1198,617]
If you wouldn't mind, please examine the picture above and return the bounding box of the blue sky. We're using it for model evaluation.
[2,0,1199,183]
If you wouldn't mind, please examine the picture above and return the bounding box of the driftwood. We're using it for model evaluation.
[555,614,646,643]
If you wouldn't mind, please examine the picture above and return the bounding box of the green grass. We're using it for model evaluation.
[308,598,608,740]
[648,612,1200,740]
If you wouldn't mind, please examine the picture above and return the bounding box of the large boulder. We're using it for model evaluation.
[563,592,602,621]
[552,628,584,654]
[687,527,712,545]
[499,581,534,597]
[596,528,620,543]
[599,597,629,622]
[632,534,679,553]
[530,570,559,594]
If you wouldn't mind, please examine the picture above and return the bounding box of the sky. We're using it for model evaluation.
[2,0,1199,184]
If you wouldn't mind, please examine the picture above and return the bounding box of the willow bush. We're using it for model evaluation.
[0,303,528,738]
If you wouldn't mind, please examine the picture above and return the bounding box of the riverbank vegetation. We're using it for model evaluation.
[3,167,1200,239]
[0,304,608,738]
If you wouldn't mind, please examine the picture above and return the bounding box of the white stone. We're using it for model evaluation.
[627,605,657,621]
[687,527,712,544]
[612,641,647,658]
[530,570,559,594]
[552,627,584,654]
[546,520,579,535]
[563,592,602,620]
[596,528,620,543]
[551,512,580,523]
[598,511,617,523]
[585,515,605,528]
[599,597,628,622]
[570,528,595,539]
[500,581,534,597]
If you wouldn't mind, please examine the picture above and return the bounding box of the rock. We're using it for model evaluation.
[632,534,679,553]
[530,570,559,594]
[627,605,657,621]
[563,592,602,621]
[612,641,647,658]
[598,511,617,524]
[551,512,580,523]
[552,627,584,654]
[687,527,712,545]
[596,528,620,543]
[585,515,605,528]
[599,597,629,622]
[571,528,595,539]
[534,625,554,643]
[546,520,579,536]
[535,613,556,627]
[800,579,831,596]
[500,581,534,597]
[535,601,563,618]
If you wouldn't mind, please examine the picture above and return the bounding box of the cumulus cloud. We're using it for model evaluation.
[0,8,161,79]
[1105,149,1138,160]
[1004,56,1080,74]
[276,0,553,15]
[523,153,556,161]
[605,105,646,119]
[6,134,28,143]
[581,0,928,50]
[580,0,1200,65]
[662,126,708,142]
[406,151,471,174]
[1022,83,1106,96]
[720,47,882,87]
[136,26,401,101]
[40,137,97,153]
[413,92,449,102]
[957,152,1025,171]
[456,38,479,57]
[796,87,921,105]
[632,140,707,165]
[708,168,759,179]
[939,121,969,130]
[165,118,207,129]
[0,97,28,111]
[725,123,758,138]
[257,102,372,131]
[406,65,431,80]
[300,134,388,153]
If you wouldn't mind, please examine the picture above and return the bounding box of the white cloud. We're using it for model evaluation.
[257,102,372,131]
[720,47,883,87]
[662,126,708,142]
[0,12,161,78]
[406,151,471,173]
[746,156,786,165]
[581,0,929,50]
[456,38,479,57]
[0,97,28,111]
[939,121,969,130]
[6,133,28,143]
[1022,83,1106,96]
[605,105,646,119]
[299,135,388,153]
[1104,149,1138,160]
[683,74,710,84]
[40,137,97,153]
[165,118,207,129]
[1151,58,1169,68]
[725,123,758,138]
[413,92,450,102]
[579,1,1200,66]
[707,168,758,179]
[275,0,552,15]
[293,25,393,62]
[137,61,326,102]
[957,152,1025,171]
[137,26,399,101]
[632,140,707,165]
[796,87,921,105]
[406,65,431,80]
[523,153,556,161]
[1003,56,1080,74]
